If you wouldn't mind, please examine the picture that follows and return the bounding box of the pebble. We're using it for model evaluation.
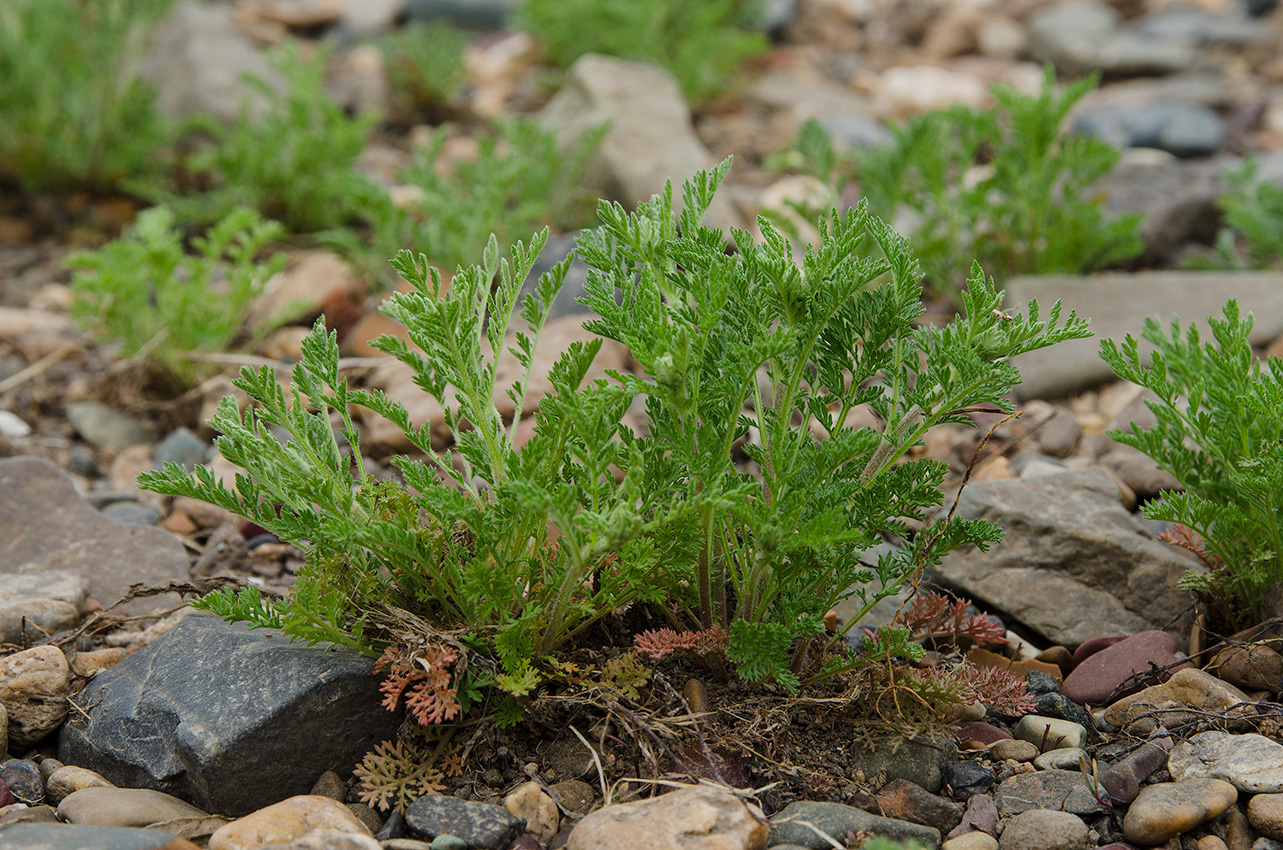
[1169,732,1283,793]
[45,765,115,804]
[1208,643,1283,692]
[989,740,1039,763]
[1122,778,1238,845]
[1250,794,1283,841]
[64,401,157,453]
[1099,737,1172,804]
[0,759,44,805]
[994,770,1107,816]
[998,809,1090,850]
[1012,716,1087,752]
[209,795,373,850]
[1062,630,1186,705]
[947,794,999,840]
[942,761,997,800]
[0,822,197,849]
[0,645,72,750]
[1033,747,1088,772]
[1103,668,1254,735]
[503,781,559,843]
[946,834,999,850]
[0,570,86,646]
[1074,103,1226,158]
[57,786,210,828]
[872,778,964,834]
[766,801,940,850]
[256,831,383,850]
[405,795,526,850]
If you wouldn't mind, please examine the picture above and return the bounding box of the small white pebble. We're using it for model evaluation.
[0,410,32,438]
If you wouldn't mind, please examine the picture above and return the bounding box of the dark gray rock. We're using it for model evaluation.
[519,233,593,326]
[940,761,996,800]
[57,613,399,817]
[994,769,1108,816]
[403,0,519,30]
[1074,103,1224,158]
[933,469,1200,647]
[1033,692,1095,733]
[0,457,186,615]
[768,801,940,850]
[0,823,178,850]
[404,796,525,850]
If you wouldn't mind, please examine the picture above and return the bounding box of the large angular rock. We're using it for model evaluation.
[768,801,939,850]
[538,54,744,234]
[934,469,1199,647]
[58,614,400,817]
[1006,271,1283,400]
[0,457,187,615]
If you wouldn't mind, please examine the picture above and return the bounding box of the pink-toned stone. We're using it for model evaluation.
[1063,631,1189,705]
[209,796,371,850]
[955,722,1013,748]
[1071,635,1127,666]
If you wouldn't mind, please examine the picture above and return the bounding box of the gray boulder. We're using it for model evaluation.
[539,54,745,234]
[58,614,400,817]
[934,469,1200,647]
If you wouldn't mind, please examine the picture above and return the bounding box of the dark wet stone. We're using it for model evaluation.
[941,761,996,800]
[405,796,526,850]
[768,801,940,850]
[1025,671,1060,695]
[57,613,399,817]
[0,759,44,805]
[1034,692,1095,733]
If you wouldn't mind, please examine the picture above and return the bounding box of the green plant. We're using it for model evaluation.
[516,0,767,102]
[67,205,284,388]
[1201,158,1283,269]
[0,0,173,192]
[168,42,380,233]
[771,70,1143,298]
[329,118,601,287]
[1100,300,1283,630]
[140,159,1087,717]
[380,20,469,124]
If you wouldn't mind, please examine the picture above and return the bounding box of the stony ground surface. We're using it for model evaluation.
[4,1,1283,849]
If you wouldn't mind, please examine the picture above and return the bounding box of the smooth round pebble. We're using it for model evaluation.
[1249,794,1283,840]
[945,833,999,850]
[990,740,1039,763]
[0,645,71,749]
[998,809,1089,850]
[1199,836,1230,850]
[0,759,43,805]
[1034,747,1087,771]
[1123,779,1238,845]
[57,786,209,828]
[209,795,372,850]
[45,765,114,804]
[430,836,469,850]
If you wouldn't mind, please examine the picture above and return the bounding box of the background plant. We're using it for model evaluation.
[516,0,767,102]
[1100,300,1283,629]
[329,118,602,287]
[1196,158,1283,270]
[68,205,285,389]
[379,20,469,125]
[163,42,380,233]
[770,70,1143,299]
[0,0,173,192]
[141,159,1087,720]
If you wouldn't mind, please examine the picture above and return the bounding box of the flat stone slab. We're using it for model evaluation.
[0,457,187,614]
[935,469,1199,647]
[58,613,400,817]
[1006,271,1283,400]
[0,822,179,850]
